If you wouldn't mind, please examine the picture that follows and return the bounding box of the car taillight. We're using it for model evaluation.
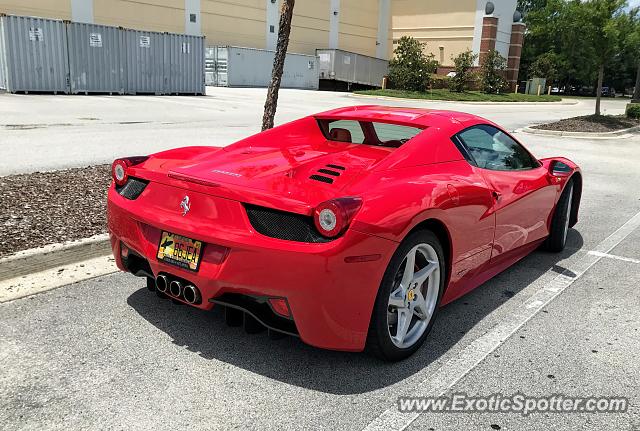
[313,197,362,238]
[111,156,148,186]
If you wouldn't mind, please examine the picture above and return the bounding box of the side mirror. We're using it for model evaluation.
[549,160,572,177]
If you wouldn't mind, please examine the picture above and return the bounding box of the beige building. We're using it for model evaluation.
[392,0,524,87]
[0,0,392,59]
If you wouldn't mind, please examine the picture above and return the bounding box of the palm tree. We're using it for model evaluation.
[261,0,295,131]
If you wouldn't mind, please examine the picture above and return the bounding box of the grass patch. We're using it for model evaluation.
[355,89,562,102]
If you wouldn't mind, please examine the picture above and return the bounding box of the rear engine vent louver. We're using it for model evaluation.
[245,204,332,243]
[309,174,334,184]
[309,164,345,184]
[116,177,148,200]
[317,168,340,176]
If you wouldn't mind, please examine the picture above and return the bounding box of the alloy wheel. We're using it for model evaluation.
[387,243,440,348]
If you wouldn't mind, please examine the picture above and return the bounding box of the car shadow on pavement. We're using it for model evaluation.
[127,231,583,395]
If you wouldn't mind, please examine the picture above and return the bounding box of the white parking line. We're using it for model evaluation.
[587,250,640,264]
[363,210,640,431]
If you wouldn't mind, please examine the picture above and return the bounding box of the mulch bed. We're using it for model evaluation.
[532,115,640,133]
[0,165,110,258]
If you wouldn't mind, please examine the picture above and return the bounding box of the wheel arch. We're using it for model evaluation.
[568,171,582,228]
[406,218,453,292]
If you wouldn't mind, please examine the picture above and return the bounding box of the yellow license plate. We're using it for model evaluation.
[157,231,203,272]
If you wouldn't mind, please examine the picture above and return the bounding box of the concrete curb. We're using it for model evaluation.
[0,234,111,282]
[349,93,579,105]
[521,124,640,138]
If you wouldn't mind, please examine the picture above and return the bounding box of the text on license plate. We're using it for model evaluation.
[157,231,203,271]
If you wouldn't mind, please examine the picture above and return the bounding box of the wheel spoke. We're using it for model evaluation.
[393,308,411,345]
[412,261,438,285]
[400,247,416,288]
[412,290,430,321]
[388,286,405,309]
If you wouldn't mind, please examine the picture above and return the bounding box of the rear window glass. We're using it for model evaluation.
[327,120,365,144]
[372,122,422,143]
[318,119,423,147]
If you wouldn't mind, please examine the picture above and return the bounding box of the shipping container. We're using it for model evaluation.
[0,14,69,93]
[123,28,165,95]
[205,46,228,87]
[316,49,387,88]
[66,22,125,94]
[165,32,205,95]
[207,46,318,90]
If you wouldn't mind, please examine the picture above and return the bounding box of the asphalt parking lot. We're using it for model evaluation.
[0,88,628,175]
[0,90,639,430]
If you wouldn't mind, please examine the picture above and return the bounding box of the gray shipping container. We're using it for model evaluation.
[165,32,205,95]
[123,29,165,94]
[67,22,125,94]
[0,14,69,93]
[207,46,318,90]
[316,49,388,88]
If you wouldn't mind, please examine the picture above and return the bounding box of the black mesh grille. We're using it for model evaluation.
[244,204,332,243]
[116,177,148,200]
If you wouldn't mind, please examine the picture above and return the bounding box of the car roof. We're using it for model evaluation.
[314,105,486,128]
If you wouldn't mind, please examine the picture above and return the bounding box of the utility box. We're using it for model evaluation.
[0,14,69,93]
[526,77,547,95]
[66,22,125,94]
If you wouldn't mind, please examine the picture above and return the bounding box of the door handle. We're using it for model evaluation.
[492,191,502,202]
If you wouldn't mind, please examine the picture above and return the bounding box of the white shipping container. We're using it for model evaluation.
[208,46,318,90]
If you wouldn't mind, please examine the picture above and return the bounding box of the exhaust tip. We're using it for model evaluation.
[183,285,201,304]
[155,275,169,293]
[169,280,183,298]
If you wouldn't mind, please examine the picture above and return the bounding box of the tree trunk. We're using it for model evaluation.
[633,60,640,103]
[594,63,604,116]
[261,0,295,131]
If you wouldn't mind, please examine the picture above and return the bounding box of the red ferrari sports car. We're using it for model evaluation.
[107,105,581,361]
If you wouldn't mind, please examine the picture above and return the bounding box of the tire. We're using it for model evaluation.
[367,230,446,361]
[543,180,574,252]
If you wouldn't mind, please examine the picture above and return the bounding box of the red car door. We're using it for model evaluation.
[455,124,557,261]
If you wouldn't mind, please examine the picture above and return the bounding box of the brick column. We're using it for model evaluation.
[506,22,525,91]
[479,16,498,66]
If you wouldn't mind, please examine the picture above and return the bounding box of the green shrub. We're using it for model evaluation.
[388,36,439,92]
[529,52,559,82]
[448,50,477,92]
[480,49,508,94]
[430,74,450,89]
[626,103,640,119]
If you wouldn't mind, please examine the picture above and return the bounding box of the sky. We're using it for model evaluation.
[629,0,640,10]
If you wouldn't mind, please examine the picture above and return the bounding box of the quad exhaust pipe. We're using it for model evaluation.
[155,275,169,293]
[169,280,183,298]
[183,284,201,304]
[155,274,201,304]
